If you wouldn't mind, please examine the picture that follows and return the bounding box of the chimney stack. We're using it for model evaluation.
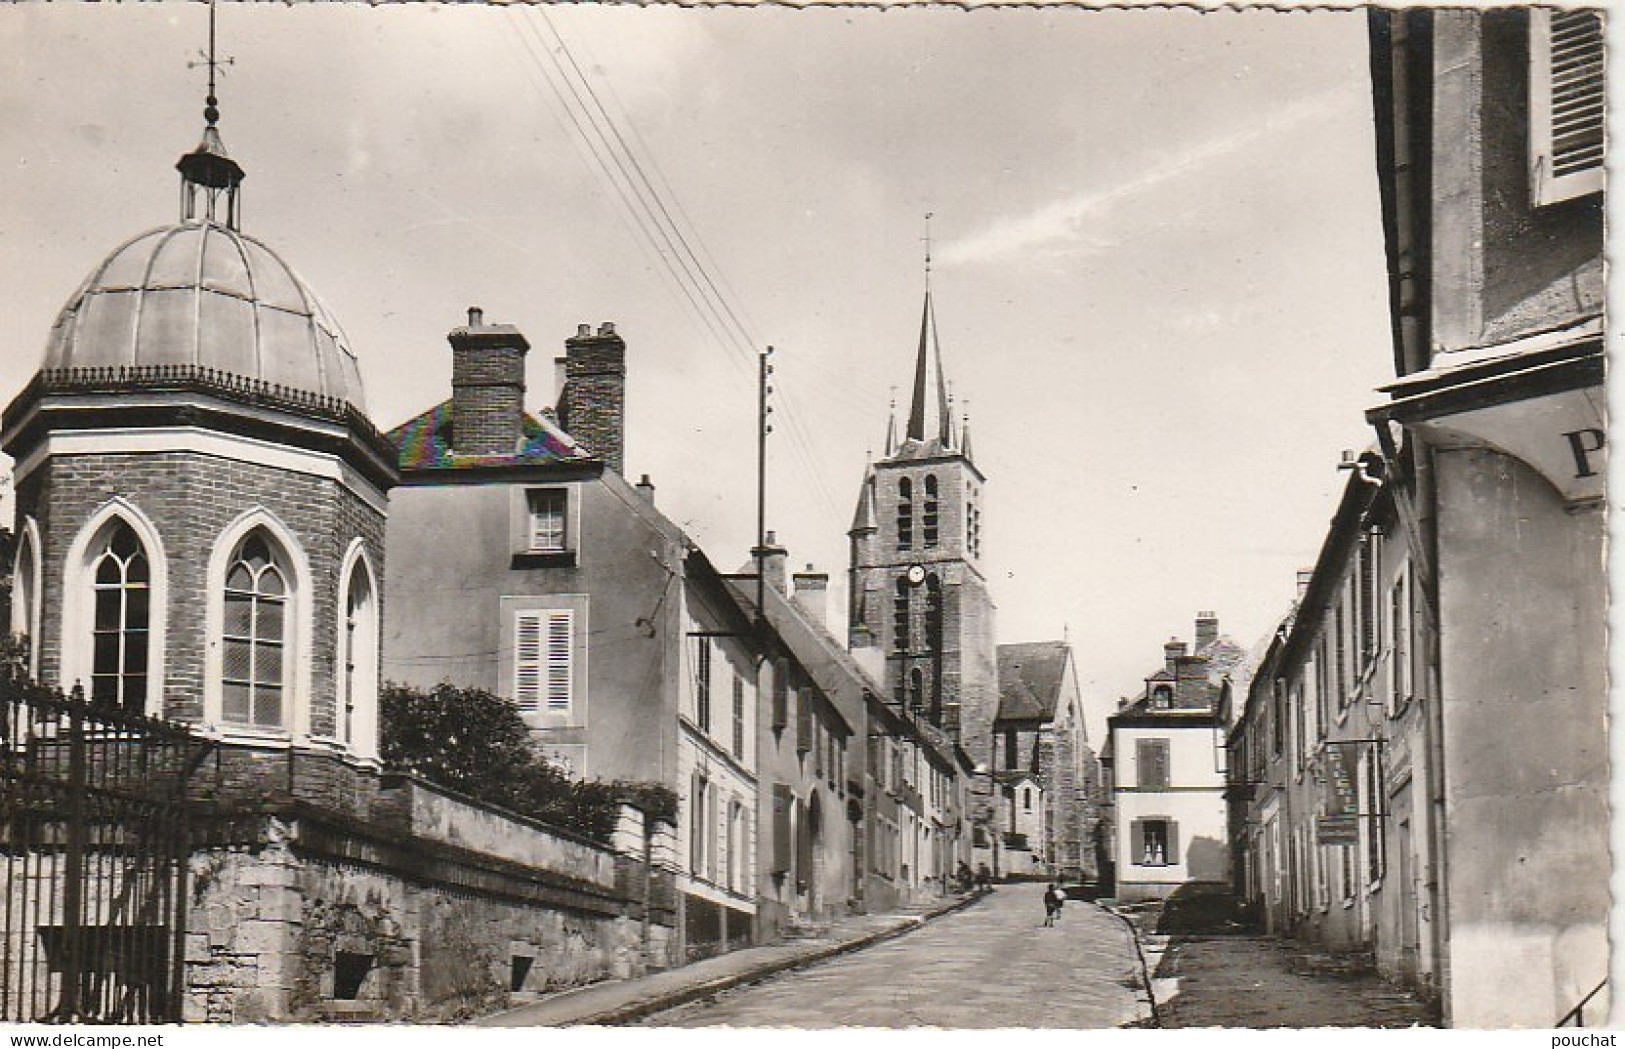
[792,562,830,627]
[558,321,628,474]
[1195,611,1218,652]
[1164,638,1188,673]
[636,473,656,504]
[751,530,790,595]
[449,306,529,457]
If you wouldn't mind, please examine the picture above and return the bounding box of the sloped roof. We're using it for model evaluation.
[997,641,1070,722]
[388,399,588,472]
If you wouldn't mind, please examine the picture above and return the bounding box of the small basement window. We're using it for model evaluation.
[332,952,373,1001]
[510,955,534,993]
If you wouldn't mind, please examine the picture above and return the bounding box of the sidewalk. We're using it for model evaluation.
[1111,893,1439,1028]
[474,889,988,1027]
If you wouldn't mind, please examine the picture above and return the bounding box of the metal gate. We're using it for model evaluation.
[0,679,211,1022]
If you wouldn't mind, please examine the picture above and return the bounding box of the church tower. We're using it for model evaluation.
[847,276,998,770]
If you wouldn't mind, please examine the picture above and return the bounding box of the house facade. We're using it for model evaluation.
[1103,616,1241,901]
[1226,9,1607,1028]
[381,312,782,960]
[1227,457,1434,992]
[1363,7,1605,1028]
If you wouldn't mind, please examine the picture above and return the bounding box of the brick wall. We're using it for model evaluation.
[18,449,385,739]
[451,342,527,456]
[559,326,627,474]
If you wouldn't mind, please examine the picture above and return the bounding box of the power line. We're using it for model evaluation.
[509,9,851,542]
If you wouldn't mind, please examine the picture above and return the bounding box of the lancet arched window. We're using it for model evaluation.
[90,522,150,712]
[222,531,291,729]
[11,520,40,675]
[337,547,379,758]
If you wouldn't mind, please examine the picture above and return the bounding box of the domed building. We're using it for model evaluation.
[2,96,396,763]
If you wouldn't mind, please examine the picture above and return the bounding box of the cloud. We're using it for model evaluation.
[937,90,1354,268]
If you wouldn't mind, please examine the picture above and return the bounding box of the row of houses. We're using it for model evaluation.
[1225,8,1606,1030]
[0,32,1100,1018]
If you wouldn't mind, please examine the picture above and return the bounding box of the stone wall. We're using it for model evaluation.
[184,772,677,1022]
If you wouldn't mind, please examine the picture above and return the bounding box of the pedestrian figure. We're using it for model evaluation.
[976,863,991,891]
[1043,882,1065,927]
[956,861,973,893]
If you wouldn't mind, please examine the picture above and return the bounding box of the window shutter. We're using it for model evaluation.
[795,676,813,754]
[514,611,545,713]
[772,784,793,874]
[1166,820,1181,866]
[1137,738,1169,789]
[1531,10,1605,205]
[545,610,572,713]
[1130,819,1144,864]
[771,658,788,731]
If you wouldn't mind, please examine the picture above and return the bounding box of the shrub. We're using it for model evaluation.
[380,682,675,845]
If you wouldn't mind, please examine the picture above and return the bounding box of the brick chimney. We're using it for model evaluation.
[636,473,656,504]
[558,321,627,474]
[1164,638,1188,673]
[1195,611,1219,651]
[449,306,529,456]
[792,562,829,627]
[751,530,790,595]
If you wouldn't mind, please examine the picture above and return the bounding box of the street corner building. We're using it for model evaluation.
[0,79,679,1022]
[1102,614,1247,903]
[1226,7,1607,1030]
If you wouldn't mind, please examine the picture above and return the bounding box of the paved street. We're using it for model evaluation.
[647,883,1147,1028]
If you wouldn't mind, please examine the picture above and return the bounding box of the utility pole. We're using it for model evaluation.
[756,346,774,626]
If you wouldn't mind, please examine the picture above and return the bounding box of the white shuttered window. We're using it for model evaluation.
[515,609,574,714]
[1531,9,1605,205]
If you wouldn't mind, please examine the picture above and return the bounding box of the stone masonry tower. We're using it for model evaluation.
[848,284,998,772]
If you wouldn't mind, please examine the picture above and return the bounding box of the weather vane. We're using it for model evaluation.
[922,212,934,288]
[188,0,235,127]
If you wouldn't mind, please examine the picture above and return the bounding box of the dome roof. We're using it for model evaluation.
[42,221,365,411]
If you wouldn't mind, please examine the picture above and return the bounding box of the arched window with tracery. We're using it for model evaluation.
[90,521,150,712]
[923,475,939,548]
[222,531,291,729]
[897,478,913,550]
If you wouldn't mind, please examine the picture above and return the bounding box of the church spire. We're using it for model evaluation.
[905,215,952,447]
[177,0,244,229]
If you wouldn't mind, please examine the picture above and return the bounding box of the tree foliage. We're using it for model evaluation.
[380,682,676,844]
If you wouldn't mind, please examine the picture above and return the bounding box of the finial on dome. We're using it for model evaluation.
[178,0,244,229]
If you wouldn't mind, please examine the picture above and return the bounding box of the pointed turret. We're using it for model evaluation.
[904,290,953,448]
[961,401,975,462]
[849,464,878,535]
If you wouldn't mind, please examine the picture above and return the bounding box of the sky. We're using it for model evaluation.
[0,3,1395,747]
